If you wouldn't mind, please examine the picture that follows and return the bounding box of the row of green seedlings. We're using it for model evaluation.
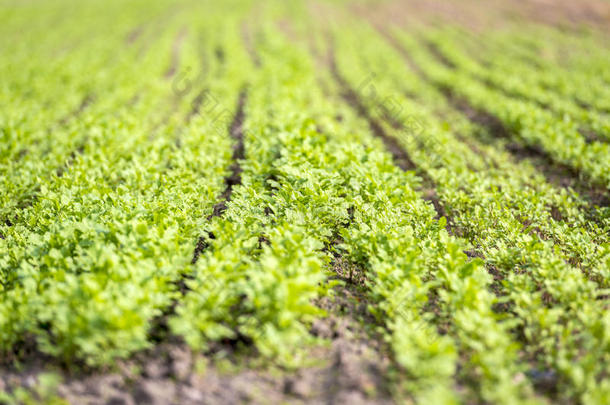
[350,20,608,400]
[332,20,609,282]
[381,28,610,189]
[0,0,179,163]
[349,22,610,279]
[0,10,247,365]
[454,23,610,113]
[311,24,540,405]
[420,27,610,143]
[170,22,529,405]
[385,27,610,277]
[0,0,185,241]
[171,24,349,367]
[332,20,610,403]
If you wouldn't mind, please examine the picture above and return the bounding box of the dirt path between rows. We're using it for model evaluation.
[1,266,393,405]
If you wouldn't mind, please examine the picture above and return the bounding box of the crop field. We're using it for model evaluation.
[1,0,610,403]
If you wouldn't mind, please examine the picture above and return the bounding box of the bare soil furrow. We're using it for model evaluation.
[189,88,247,264]
[164,28,188,79]
[445,87,609,207]
[241,22,261,68]
[57,94,95,127]
[207,88,247,221]
[423,41,608,144]
[185,88,207,124]
[328,50,416,172]
[55,141,87,178]
[311,278,393,405]
[126,25,144,45]
[145,89,249,345]
[322,36,457,232]
[393,32,609,209]
[414,42,609,206]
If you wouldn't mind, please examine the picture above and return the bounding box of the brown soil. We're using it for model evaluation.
[277,19,297,43]
[57,94,95,127]
[125,26,144,45]
[322,29,456,232]
[241,22,261,68]
[352,0,610,32]
[383,29,609,209]
[188,89,247,266]
[164,28,188,79]
[1,263,393,404]
[207,89,247,220]
[328,46,416,172]
[447,88,609,206]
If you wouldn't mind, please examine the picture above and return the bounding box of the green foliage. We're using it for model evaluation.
[1,1,609,404]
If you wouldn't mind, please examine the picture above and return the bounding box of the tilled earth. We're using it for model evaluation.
[2,279,393,405]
